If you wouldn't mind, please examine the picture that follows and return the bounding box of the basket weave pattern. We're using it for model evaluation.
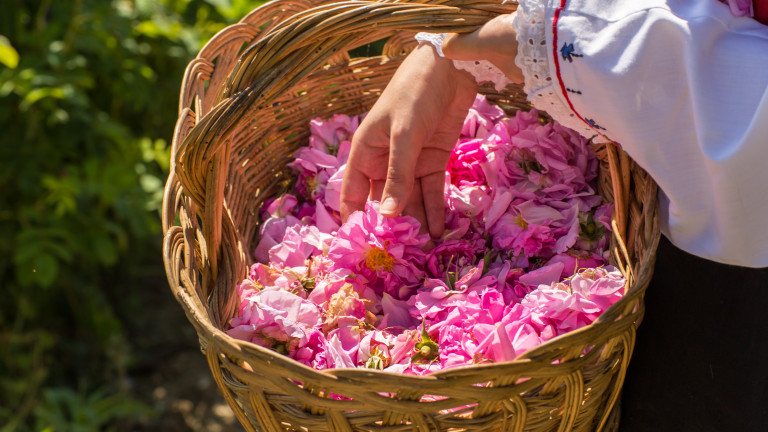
[162,1,661,431]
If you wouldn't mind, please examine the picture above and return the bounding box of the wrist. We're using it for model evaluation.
[416,30,514,91]
[412,42,479,91]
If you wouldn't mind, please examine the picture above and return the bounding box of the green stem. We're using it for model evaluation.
[63,0,83,53]
[35,0,53,35]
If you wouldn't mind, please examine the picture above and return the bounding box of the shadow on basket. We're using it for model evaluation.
[161,1,661,431]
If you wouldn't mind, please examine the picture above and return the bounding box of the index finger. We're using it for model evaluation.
[341,162,371,222]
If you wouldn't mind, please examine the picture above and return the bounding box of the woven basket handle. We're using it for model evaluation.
[173,0,517,281]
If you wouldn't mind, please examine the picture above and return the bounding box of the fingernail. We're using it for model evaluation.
[381,197,398,215]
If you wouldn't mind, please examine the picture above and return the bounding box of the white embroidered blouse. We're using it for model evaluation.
[420,0,768,267]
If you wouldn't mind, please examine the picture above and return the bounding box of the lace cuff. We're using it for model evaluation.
[513,0,596,139]
[416,5,601,141]
[415,32,511,92]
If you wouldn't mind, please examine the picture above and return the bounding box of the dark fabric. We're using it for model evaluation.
[619,236,768,431]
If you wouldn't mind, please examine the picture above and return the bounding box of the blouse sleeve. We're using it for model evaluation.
[513,0,768,267]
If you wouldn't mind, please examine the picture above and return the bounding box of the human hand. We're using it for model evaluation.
[341,43,479,238]
[341,13,523,238]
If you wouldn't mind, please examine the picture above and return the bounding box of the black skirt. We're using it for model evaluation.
[620,236,768,432]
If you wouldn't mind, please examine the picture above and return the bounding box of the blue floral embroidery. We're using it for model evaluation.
[585,118,606,131]
[559,41,608,134]
[560,42,583,63]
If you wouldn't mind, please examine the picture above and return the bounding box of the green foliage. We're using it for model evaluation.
[0,0,262,429]
[0,35,19,68]
[32,388,154,432]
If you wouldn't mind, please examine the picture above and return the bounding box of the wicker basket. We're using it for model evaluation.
[162,0,661,430]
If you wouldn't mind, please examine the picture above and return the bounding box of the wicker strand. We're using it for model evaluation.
[249,386,285,432]
[503,396,528,431]
[207,347,260,432]
[594,331,635,432]
[606,143,628,244]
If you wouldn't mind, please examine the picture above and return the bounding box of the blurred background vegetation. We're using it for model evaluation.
[0,0,263,430]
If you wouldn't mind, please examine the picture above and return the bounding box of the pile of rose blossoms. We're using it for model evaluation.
[227,96,625,376]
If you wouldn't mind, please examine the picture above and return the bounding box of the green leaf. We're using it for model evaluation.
[33,254,59,287]
[0,36,19,69]
[203,0,233,14]
[139,173,162,194]
[20,87,66,110]
[16,252,59,288]
[14,228,74,264]
[35,387,153,430]
[91,233,118,266]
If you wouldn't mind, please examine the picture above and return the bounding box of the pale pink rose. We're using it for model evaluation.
[490,200,580,259]
[306,271,353,306]
[380,293,419,330]
[446,184,492,218]
[289,148,337,202]
[521,266,625,334]
[253,214,301,264]
[322,284,370,332]
[357,330,398,369]
[460,95,506,139]
[309,114,360,154]
[575,203,613,252]
[387,330,419,366]
[437,324,478,369]
[227,290,322,354]
[268,225,332,269]
[473,303,540,363]
[264,194,299,218]
[291,146,339,171]
[329,318,368,364]
[485,261,532,304]
[483,188,514,230]
[424,239,482,279]
[387,361,441,377]
[293,329,328,368]
[491,213,556,258]
[546,250,606,280]
[234,279,262,317]
[408,264,497,330]
[324,333,357,369]
[291,115,356,204]
[522,285,584,334]
[485,113,596,201]
[248,263,279,287]
[519,261,564,287]
[314,199,340,234]
[569,266,625,312]
[323,166,345,213]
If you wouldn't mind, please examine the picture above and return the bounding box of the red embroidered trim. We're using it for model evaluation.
[551,0,609,138]
[755,0,768,25]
